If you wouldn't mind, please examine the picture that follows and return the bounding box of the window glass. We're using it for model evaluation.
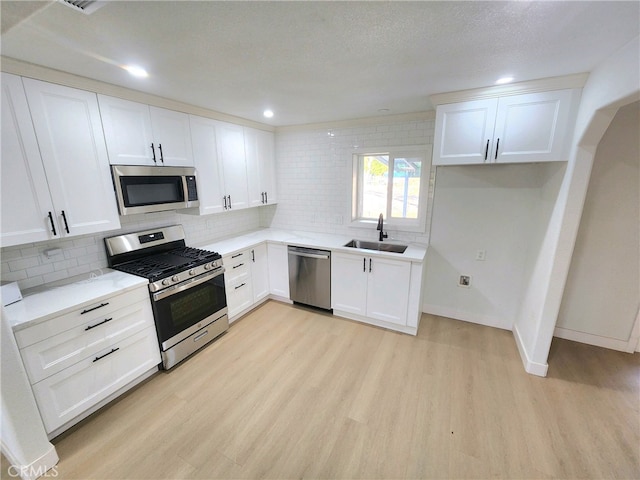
[391,157,421,219]
[361,155,388,219]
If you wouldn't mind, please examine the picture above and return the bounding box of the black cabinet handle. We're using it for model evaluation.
[223,196,227,210]
[81,302,109,315]
[158,143,164,163]
[85,317,113,331]
[228,195,232,209]
[47,211,57,236]
[231,253,243,259]
[232,263,244,269]
[495,138,499,160]
[93,347,119,363]
[484,140,489,161]
[61,210,70,234]
[252,249,255,262]
[369,258,372,273]
[234,283,246,290]
[151,143,156,163]
[363,257,366,272]
[265,192,268,204]
[261,192,265,204]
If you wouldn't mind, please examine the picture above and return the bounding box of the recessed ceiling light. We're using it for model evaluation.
[263,109,274,118]
[123,65,148,78]
[378,108,390,113]
[495,76,514,85]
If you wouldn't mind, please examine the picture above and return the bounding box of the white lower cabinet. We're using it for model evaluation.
[15,285,160,435]
[267,243,290,299]
[332,252,411,328]
[32,326,159,433]
[250,243,269,303]
[223,250,254,320]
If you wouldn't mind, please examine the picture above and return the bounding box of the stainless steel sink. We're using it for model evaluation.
[344,239,408,254]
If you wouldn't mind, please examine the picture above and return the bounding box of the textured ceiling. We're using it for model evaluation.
[1,1,639,126]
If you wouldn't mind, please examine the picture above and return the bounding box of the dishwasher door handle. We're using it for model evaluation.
[288,248,330,260]
[289,251,330,260]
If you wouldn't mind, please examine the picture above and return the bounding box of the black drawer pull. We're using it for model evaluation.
[232,263,244,269]
[81,302,109,315]
[234,283,246,290]
[85,317,113,331]
[93,347,119,363]
[231,253,243,259]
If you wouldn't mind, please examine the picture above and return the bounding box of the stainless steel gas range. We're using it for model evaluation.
[105,225,228,369]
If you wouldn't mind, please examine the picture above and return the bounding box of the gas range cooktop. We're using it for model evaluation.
[105,226,223,292]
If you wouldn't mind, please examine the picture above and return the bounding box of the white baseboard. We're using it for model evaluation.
[1,442,59,480]
[333,310,418,336]
[513,323,549,377]
[422,304,512,330]
[554,327,638,353]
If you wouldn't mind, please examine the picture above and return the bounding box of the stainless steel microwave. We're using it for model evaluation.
[111,165,200,215]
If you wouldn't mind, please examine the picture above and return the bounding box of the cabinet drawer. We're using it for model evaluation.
[32,326,160,433]
[15,286,149,348]
[224,252,251,284]
[20,299,154,384]
[226,280,253,318]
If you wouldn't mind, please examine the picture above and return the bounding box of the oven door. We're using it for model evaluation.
[151,268,227,351]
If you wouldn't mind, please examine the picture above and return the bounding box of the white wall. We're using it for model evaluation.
[423,163,565,330]
[266,114,435,244]
[555,102,639,347]
[1,308,58,480]
[1,208,261,291]
[513,36,640,376]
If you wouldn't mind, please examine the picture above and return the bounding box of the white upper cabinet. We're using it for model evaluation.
[244,127,277,207]
[433,99,498,166]
[216,121,249,210]
[4,77,120,244]
[189,115,227,214]
[189,116,250,213]
[433,89,579,165]
[98,95,193,166]
[1,73,57,246]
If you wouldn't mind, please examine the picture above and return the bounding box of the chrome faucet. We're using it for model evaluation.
[377,213,388,241]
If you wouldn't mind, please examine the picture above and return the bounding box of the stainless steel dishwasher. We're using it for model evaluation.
[288,246,331,311]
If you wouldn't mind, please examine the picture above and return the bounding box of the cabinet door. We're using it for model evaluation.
[366,257,411,325]
[216,121,249,210]
[267,243,290,299]
[251,243,270,303]
[433,99,498,166]
[189,115,226,214]
[244,127,277,207]
[149,106,194,166]
[331,252,367,315]
[259,129,277,204]
[492,89,576,163]
[98,95,155,165]
[23,79,121,237]
[1,73,58,247]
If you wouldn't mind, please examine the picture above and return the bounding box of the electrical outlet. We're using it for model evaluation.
[475,249,486,261]
[458,275,471,288]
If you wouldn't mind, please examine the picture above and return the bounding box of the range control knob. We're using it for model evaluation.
[162,279,171,286]
[204,263,212,270]
[171,275,180,282]
[189,269,196,276]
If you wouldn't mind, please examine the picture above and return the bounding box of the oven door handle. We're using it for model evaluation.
[152,267,224,302]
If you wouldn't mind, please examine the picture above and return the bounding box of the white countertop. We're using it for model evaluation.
[197,228,427,262]
[5,269,149,332]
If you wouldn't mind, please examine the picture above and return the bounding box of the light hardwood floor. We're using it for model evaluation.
[4,300,640,479]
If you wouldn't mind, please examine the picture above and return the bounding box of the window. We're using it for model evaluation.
[352,146,431,231]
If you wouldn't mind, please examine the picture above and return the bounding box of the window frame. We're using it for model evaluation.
[350,144,432,233]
